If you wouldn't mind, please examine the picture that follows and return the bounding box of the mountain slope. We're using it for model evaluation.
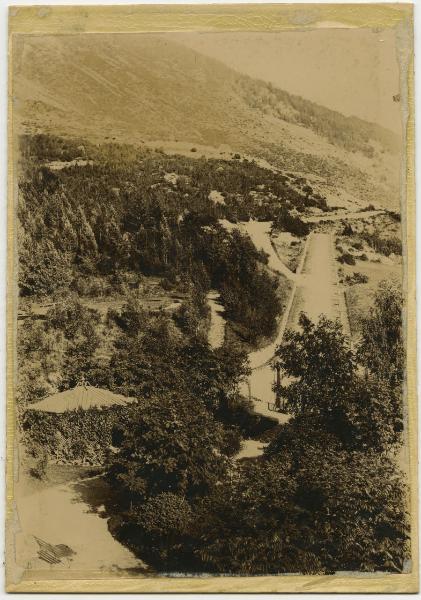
[12,34,402,209]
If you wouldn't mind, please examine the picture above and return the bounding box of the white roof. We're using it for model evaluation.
[27,385,133,413]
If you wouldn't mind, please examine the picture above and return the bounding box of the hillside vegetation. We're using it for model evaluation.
[14,35,408,577]
[13,34,401,209]
[239,77,399,157]
[19,134,323,344]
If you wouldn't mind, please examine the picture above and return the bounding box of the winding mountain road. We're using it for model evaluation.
[215,217,355,456]
[240,230,350,419]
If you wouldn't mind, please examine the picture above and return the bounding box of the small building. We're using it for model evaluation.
[24,384,134,465]
[28,384,133,414]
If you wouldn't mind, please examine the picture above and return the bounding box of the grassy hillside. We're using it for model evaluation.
[13,34,401,209]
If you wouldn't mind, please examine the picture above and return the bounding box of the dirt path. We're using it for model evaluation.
[236,439,269,460]
[293,232,339,323]
[213,224,350,459]
[207,290,225,349]
[303,209,383,223]
[219,219,296,281]
[11,475,146,581]
[243,232,349,413]
[287,232,350,335]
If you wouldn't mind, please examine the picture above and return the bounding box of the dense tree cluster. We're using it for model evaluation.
[17,295,104,405]
[18,134,319,343]
[239,78,400,157]
[272,206,310,237]
[17,134,408,576]
[103,281,409,575]
[191,444,407,574]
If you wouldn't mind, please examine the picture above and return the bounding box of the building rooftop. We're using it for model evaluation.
[27,384,133,414]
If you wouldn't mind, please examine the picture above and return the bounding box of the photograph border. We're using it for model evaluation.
[6,3,417,593]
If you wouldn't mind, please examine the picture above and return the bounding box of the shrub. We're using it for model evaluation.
[29,444,49,479]
[22,405,132,465]
[387,210,401,222]
[361,232,402,256]
[106,394,230,501]
[119,493,194,568]
[337,252,356,265]
[273,208,310,238]
[160,277,174,291]
[358,280,404,386]
[191,447,408,574]
[345,272,369,285]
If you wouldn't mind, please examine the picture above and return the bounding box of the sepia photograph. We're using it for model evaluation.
[6,3,417,593]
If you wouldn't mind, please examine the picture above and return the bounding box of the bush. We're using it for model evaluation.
[160,277,174,291]
[358,280,404,386]
[22,405,132,465]
[361,232,402,257]
[273,208,310,238]
[337,252,356,265]
[106,394,230,501]
[345,272,369,285]
[190,446,409,574]
[29,444,49,479]
[119,493,194,568]
[387,210,401,222]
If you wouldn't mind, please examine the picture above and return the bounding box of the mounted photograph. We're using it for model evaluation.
[6,3,417,593]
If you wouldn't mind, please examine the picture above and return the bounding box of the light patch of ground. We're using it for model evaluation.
[143,140,235,160]
[208,190,225,206]
[326,188,366,210]
[143,140,282,175]
[207,291,225,349]
[286,232,350,335]
[303,209,384,224]
[11,469,146,582]
[281,171,364,211]
[240,373,291,426]
[272,232,304,273]
[163,172,179,185]
[45,159,94,171]
[261,115,400,209]
[236,439,268,460]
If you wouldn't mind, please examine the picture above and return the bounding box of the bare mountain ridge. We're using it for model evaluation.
[13,34,401,209]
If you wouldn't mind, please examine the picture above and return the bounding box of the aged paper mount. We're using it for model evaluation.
[7,3,417,593]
